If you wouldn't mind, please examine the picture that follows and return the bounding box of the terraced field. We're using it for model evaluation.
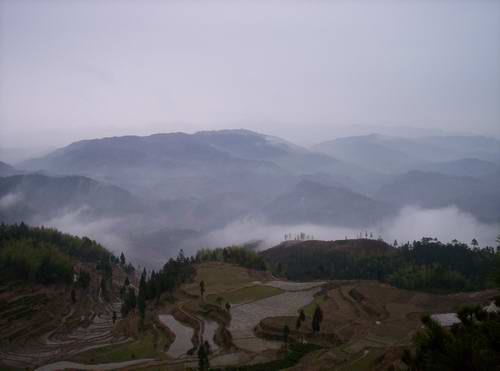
[4,262,496,371]
[0,293,125,369]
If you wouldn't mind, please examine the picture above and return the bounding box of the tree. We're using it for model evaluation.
[138,269,147,321]
[199,280,205,298]
[299,309,306,322]
[295,317,302,330]
[124,276,130,286]
[197,342,209,371]
[283,325,290,346]
[100,277,107,300]
[121,287,137,318]
[471,238,479,247]
[215,296,223,307]
[77,269,91,289]
[312,305,323,333]
[120,252,126,266]
[402,312,500,370]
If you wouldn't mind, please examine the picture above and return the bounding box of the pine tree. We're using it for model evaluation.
[197,342,209,370]
[299,309,306,322]
[312,305,323,333]
[138,269,147,320]
[199,280,205,298]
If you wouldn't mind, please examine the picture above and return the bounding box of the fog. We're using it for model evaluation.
[202,206,500,251]
[42,208,132,256]
[0,193,22,209]
[1,0,499,150]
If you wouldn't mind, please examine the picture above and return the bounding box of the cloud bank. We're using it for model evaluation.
[203,206,500,250]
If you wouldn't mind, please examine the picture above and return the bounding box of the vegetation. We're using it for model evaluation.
[0,223,118,285]
[402,245,500,370]
[0,223,113,263]
[206,285,282,305]
[312,305,323,333]
[69,331,168,364]
[120,250,195,318]
[263,238,499,293]
[197,341,210,371]
[216,343,322,371]
[402,308,500,370]
[196,245,266,271]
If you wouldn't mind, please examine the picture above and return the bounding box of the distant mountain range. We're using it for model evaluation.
[314,134,500,175]
[2,129,499,262]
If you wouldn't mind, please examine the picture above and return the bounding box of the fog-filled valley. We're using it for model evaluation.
[1,129,499,265]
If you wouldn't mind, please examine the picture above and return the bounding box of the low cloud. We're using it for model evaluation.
[378,205,499,247]
[0,192,22,209]
[42,207,131,256]
[202,206,500,250]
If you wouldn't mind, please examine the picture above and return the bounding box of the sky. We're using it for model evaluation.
[1,0,499,151]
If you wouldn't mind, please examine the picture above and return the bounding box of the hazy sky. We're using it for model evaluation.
[1,0,499,150]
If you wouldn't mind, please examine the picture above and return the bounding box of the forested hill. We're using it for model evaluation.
[0,223,118,285]
[261,238,499,293]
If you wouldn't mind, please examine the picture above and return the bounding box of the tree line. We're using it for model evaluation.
[196,245,266,271]
[264,238,499,293]
[0,223,117,285]
[120,250,196,319]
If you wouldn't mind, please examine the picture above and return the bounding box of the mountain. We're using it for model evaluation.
[375,171,500,223]
[417,158,500,178]
[20,130,374,199]
[0,174,142,224]
[313,134,424,174]
[261,180,395,227]
[0,161,20,177]
[314,134,500,174]
[193,129,362,177]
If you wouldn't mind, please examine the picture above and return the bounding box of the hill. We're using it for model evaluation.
[261,180,394,227]
[0,174,143,224]
[261,238,497,292]
[0,161,20,177]
[0,224,138,369]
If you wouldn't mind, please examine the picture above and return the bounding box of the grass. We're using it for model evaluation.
[206,285,283,305]
[301,294,328,317]
[184,263,261,295]
[69,331,167,364]
[215,343,322,371]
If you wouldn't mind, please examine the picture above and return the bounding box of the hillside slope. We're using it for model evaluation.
[0,174,143,224]
[261,180,394,227]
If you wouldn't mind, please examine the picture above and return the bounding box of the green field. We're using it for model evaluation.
[206,285,283,305]
[183,262,267,295]
[301,294,328,317]
[69,331,168,364]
